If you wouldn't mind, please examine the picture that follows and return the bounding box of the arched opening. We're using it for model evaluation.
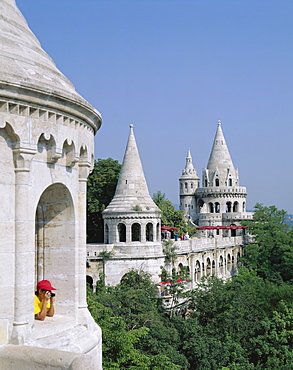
[177,263,183,275]
[233,201,239,212]
[242,202,246,212]
[212,260,216,275]
[86,275,93,290]
[227,254,231,273]
[206,258,211,275]
[215,202,220,213]
[228,178,232,186]
[219,256,224,276]
[118,223,126,242]
[146,222,153,241]
[204,179,208,187]
[226,201,232,213]
[195,261,201,282]
[215,178,219,187]
[105,224,109,244]
[35,183,75,315]
[209,202,214,213]
[132,223,141,242]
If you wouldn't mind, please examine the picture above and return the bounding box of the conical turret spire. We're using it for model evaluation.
[104,125,160,213]
[0,0,101,130]
[181,148,198,177]
[207,121,234,170]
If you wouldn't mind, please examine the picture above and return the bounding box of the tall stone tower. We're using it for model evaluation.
[195,121,248,226]
[0,0,102,367]
[179,149,200,223]
[179,121,251,228]
[102,125,163,285]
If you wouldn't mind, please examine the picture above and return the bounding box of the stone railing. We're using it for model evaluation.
[174,235,245,254]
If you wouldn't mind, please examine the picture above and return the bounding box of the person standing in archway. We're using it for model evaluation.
[34,280,56,321]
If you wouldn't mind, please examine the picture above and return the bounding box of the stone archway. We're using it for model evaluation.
[35,183,75,315]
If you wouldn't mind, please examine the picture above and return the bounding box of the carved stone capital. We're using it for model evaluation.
[13,145,36,172]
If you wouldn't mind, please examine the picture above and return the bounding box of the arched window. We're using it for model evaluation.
[185,182,188,189]
[180,183,183,190]
[209,203,214,213]
[191,182,193,189]
[105,224,109,244]
[242,202,246,212]
[131,223,141,241]
[215,178,219,187]
[233,201,239,212]
[226,202,232,213]
[204,179,208,187]
[146,222,153,241]
[215,202,220,213]
[118,223,126,242]
[229,178,232,186]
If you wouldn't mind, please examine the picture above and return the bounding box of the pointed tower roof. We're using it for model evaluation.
[103,125,161,214]
[181,148,199,179]
[207,121,235,170]
[0,0,101,131]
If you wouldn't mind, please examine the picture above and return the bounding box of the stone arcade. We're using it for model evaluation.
[86,123,252,290]
[0,0,102,368]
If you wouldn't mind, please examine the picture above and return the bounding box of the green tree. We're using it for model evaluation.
[153,191,196,236]
[87,158,121,242]
[88,270,187,369]
[241,203,293,283]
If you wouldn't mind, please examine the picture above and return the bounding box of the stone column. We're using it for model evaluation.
[77,161,91,325]
[189,255,195,290]
[126,223,131,243]
[11,148,35,345]
[140,223,146,243]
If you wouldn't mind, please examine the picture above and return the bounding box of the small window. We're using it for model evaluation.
[185,182,188,189]
[215,178,219,187]
[229,178,232,186]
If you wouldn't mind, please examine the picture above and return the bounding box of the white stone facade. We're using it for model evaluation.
[180,121,253,226]
[86,124,249,289]
[0,0,102,368]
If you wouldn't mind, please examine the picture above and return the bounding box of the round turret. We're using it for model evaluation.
[179,149,199,222]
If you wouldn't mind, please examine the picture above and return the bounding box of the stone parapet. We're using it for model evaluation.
[0,344,101,370]
[174,235,245,254]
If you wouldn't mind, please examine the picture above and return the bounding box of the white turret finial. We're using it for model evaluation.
[130,124,133,128]
[218,120,221,126]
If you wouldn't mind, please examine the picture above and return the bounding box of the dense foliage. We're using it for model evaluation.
[87,158,121,242]
[241,203,293,283]
[87,203,293,369]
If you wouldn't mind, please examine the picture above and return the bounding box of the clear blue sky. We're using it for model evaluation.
[17,0,293,213]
